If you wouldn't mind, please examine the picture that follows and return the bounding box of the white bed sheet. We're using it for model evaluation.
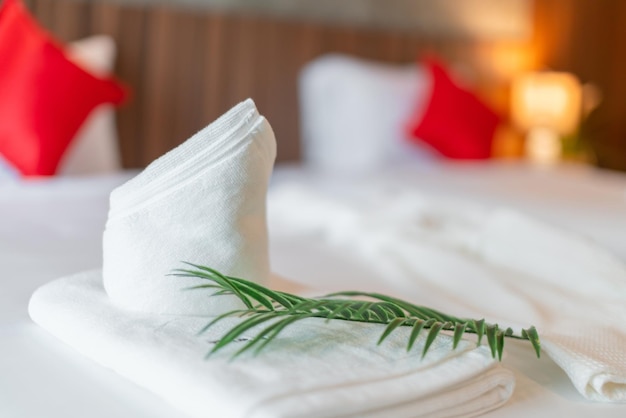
[0,173,188,418]
[269,162,626,417]
[2,162,626,417]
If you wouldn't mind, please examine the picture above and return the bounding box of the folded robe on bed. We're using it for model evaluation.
[267,182,626,403]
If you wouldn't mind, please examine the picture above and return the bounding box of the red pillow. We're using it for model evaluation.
[0,0,127,176]
[406,58,499,160]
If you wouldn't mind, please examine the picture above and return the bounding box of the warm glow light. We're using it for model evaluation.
[511,72,582,135]
[511,71,582,164]
[477,42,536,82]
[525,127,561,164]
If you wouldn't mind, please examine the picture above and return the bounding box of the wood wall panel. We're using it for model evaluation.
[200,14,227,124]
[533,0,626,170]
[27,0,518,168]
[112,7,146,168]
[141,8,175,163]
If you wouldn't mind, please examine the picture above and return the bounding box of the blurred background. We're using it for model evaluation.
[24,0,626,172]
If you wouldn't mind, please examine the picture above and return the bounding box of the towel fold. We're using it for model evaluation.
[29,101,517,418]
[478,211,626,401]
[268,182,626,402]
[103,99,276,316]
[29,270,515,418]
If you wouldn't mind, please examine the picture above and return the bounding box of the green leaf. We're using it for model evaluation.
[207,312,279,357]
[249,313,318,358]
[486,324,498,359]
[327,291,464,322]
[422,321,445,358]
[231,312,315,359]
[453,322,467,349]
[354,301,375,321]
[369,303,390,323]
[377,302,406,318]
[196,309,247,335]
[325,301,358,322]
[407,318,437,352]
[174,265,254,310]
[175,264,541,362]
[472,319,485,346]
[523,326,541,358]
[496,329,505,361]
[235,279,297,309]
[378,317,407,345]
[180,284,223,291]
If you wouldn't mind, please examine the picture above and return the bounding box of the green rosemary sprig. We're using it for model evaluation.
[172,263,541,361]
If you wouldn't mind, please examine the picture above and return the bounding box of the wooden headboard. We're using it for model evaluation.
[26,0,537,168]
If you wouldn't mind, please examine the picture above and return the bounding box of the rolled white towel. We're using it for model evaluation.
[103,99,276,316]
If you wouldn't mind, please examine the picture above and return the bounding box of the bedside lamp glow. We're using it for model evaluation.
[511,72,582,163]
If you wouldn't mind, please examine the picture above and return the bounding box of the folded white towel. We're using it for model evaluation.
[29,270,515,418]
[29,102,515,418]
[103,99,276,316]
[268,182,626,402]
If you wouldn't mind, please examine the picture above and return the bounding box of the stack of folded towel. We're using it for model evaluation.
[268,182,626,402]
[29,100,515,418]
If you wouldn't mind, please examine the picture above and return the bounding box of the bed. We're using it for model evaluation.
[269,162,626,417]
[3,162,626,418]
[3,0,626,417]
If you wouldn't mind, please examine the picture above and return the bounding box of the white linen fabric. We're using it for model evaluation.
[299,54,437,173]
[29,270,515,418]
[267,180,626,403]
[102,99,276,316]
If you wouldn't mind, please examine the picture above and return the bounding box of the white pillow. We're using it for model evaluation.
[299,54,437,173]
[60,35,122,176]
[0,156,18,180]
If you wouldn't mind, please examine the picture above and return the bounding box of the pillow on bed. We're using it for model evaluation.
[0,35,124,178]
[406,58,500,160]
[60,35,123,176]
[0,0,126,177]
[299,54,437,173]
[0,154,18,180]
